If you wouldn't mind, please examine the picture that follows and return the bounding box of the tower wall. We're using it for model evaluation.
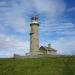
[30,23,39,52]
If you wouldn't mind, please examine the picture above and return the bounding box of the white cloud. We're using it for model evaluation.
[0,0,66,33]
[52,37,75,55]
[33,0,66,17]
[9,15,29,32]
[0,34,29,57]
[40,22,75,36]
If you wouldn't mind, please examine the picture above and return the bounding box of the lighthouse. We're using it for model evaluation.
[30,16,39,55]
[14,16,57,58]
[29,16,43,55]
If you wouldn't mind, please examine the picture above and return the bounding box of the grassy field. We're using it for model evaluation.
[0,56,75,75]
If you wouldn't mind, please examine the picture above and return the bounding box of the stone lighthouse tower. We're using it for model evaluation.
[29,16,42,55]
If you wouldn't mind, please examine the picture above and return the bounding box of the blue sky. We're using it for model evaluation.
[0,0,75,58]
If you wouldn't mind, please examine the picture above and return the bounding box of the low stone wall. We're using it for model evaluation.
[14,54,60,59]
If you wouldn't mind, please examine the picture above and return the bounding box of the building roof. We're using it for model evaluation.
[39,46,57,52]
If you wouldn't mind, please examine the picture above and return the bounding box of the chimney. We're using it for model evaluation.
[48,44,51,48]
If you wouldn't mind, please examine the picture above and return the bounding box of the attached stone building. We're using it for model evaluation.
[39,44,57,55]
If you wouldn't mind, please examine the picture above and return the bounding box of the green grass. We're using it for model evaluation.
[0,56,75,75]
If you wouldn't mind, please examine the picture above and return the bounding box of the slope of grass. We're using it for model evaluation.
[0,56,75,75]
